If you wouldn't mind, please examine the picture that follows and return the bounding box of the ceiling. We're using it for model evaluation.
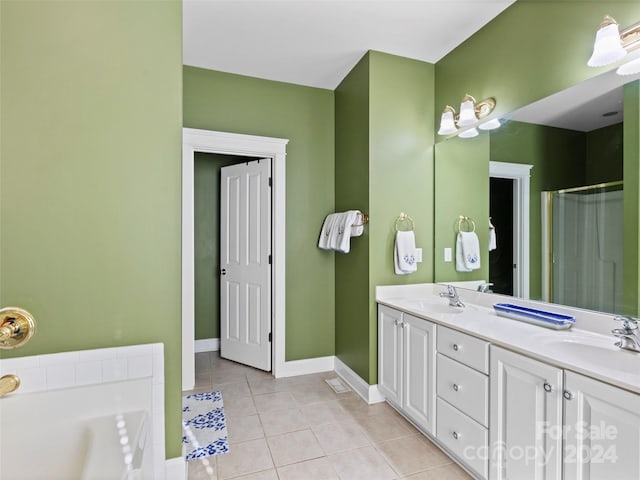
[510,63,640,132]
[183,0,517,90]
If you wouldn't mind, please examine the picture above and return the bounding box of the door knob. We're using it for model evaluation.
[220,269,227,276]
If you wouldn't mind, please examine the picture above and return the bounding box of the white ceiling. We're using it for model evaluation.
[183,0,517,90]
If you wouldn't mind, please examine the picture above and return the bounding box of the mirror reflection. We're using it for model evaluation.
[435,67,640,316]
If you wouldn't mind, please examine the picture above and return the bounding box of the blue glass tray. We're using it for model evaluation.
[493,303,575,330]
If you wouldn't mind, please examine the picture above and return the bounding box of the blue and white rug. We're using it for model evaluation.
[182,391,229,461]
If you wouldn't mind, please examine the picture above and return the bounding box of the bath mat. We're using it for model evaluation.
[182,391,229,461]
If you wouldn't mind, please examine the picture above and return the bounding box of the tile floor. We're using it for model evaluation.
[185,352,473,480]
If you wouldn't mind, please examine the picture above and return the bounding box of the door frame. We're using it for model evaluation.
[489,161,532,299]
[182,128,288,389]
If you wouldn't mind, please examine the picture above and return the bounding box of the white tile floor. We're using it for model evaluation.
[185,352,472,480]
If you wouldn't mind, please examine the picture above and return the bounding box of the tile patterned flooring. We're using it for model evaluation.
[185,352,472,480]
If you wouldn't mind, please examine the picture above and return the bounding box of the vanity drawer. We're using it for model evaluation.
[437,353,488,427]
[437,397,488,479]
[437,326,489,374]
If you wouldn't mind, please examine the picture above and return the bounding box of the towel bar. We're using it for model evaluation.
[353,212,369,227]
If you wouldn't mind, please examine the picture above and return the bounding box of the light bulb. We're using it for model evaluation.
[458,128,479,139]
[616,57,640,76]
[457,98,477,127]
[437,108,457,135]
[478,118,501,131]
[588,21,627,67]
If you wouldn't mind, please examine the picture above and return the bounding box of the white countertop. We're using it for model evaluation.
[376,283,640,394]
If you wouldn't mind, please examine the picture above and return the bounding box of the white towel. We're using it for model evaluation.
[318,213,339,250]
[335,210,359,253]
[488,219,497,251]
[394,230,417,275]
[456,231,481,272]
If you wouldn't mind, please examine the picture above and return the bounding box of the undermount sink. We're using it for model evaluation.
[540,335,640,375]
[393,298,467,315]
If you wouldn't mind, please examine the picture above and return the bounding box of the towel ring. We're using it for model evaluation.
[457,216,475,233]
[395,212,415,231]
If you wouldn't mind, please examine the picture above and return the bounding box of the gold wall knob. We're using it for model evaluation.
[0,374,20,396]
[0,307,36,349]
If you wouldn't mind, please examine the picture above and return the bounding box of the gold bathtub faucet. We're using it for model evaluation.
[0,375,20,396]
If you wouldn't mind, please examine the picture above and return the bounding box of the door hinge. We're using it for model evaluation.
[268,254,272,265]
[268,332,272,342]
[268,177,272,187]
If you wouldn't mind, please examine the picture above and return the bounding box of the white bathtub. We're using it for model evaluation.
[0,375,157,479]
[0,344,165,479]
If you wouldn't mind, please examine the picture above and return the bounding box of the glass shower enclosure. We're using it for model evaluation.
[542,181,623,314]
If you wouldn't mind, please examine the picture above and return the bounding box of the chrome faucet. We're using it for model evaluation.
[440,285,464,308]
[612,316,640,353]
[477,282,494,293]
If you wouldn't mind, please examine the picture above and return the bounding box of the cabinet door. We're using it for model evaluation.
[563,371,640,480]
[378,305,403,406]
[403,313,436,434]
[489,346,563,480]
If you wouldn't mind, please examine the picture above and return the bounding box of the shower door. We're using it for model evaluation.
[546,183,623,313]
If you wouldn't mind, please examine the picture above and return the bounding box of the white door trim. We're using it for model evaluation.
[489,161,533,299]
[182,128,288,389]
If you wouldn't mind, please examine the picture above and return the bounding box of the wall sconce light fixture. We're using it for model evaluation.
[588,15,640,76]
[437,94,499,137]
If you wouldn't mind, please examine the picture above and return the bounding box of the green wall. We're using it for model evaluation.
[434,135,490,283]
[623,81,640,316]
[335,51,435,384]
[194,153,249,340]
[0,0,183,458]
[335,54,371,381]
[183,66,336,360]
[586,123,623,184]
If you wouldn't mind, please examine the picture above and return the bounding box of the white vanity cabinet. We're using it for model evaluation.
[489,345,564,480]
[436,326,490,479]
[378,305,436,434]
[490,345,640,480]
[563,371,640,480]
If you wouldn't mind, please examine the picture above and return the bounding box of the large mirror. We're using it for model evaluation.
[434,67,640,317]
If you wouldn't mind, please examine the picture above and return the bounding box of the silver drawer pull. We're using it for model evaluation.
[563,390,574,400]
[452,343,460,351]
[452,383,459,392]
[452,431,459,440]
[543,382,552,393]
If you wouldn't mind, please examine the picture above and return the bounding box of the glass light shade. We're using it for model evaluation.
[458,127,479,139]
[587,23,627,67]
[437,110,457,135]
[457,99,477,127]
[616,57,640,75]
[478,118,501,131]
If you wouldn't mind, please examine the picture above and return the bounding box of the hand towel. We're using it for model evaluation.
[318,213,338,250]
[394,230,417,275]
[489,219,497,251]
[335,210,359,253]
[351,212,364,237]
[328,213,344,250]
[456,231,481,272]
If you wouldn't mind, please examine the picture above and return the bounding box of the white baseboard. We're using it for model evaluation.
[195,338,220,353]
[334,356,385,404]
[275,355,335,378]
[165,457,186,480]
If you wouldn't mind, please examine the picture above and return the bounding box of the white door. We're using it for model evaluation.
[377,305,403,406]
[563,371,640,480]
[403,314,436,434]
[489,346,563,480]
[220,158,271,371]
